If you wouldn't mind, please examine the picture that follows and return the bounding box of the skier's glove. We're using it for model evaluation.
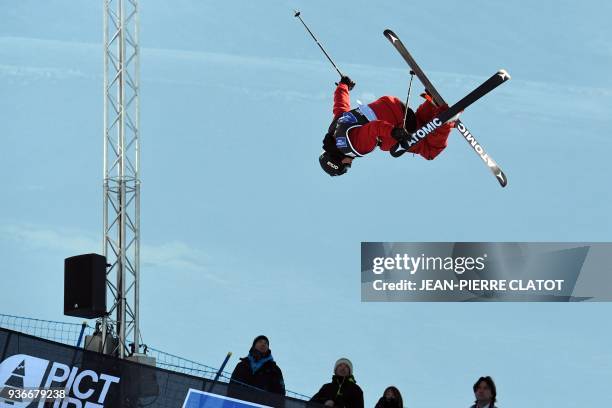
[336,75,355,91]
[391,127,410,143]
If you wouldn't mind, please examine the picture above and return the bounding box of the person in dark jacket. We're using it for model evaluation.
[470,376,497,408]
[374,386,403,408]
[228,335,285,406]
[310,358,364,408]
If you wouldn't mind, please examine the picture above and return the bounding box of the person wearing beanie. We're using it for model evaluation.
[228,335,286,406]
[310,358,364,408]
[374,386,403,408]
[319,75,455,177]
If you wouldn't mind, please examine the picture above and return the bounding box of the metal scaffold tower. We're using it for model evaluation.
[103,0,141,359]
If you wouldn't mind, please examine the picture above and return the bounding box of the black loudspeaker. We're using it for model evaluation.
[64,253,107,318]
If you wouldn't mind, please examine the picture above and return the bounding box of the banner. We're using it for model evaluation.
[183,390,272,408]
[361,242,612,301]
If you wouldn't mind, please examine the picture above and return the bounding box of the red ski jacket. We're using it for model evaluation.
[333,83,454,160]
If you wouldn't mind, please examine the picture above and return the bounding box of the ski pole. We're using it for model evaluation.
[294,10,344,77]
[403,70,415,129]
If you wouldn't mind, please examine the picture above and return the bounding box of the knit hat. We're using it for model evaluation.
[252,335,269,348]
[334,358,353,375]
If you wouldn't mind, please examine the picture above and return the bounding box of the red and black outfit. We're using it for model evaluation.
[320,82,454,175]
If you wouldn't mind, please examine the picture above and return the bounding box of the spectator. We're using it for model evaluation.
[374,386,403,408]
[470,376,497,408]
[310,358,364,408]
[228,335,285,405]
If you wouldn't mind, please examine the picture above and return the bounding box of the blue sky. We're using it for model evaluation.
[1,1,611,407]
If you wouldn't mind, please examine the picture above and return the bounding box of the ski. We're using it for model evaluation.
[384,29,509,187]
[391,70,510,156]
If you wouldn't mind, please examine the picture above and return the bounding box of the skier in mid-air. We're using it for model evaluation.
[319,76,456,176]
[294,12,507,183]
